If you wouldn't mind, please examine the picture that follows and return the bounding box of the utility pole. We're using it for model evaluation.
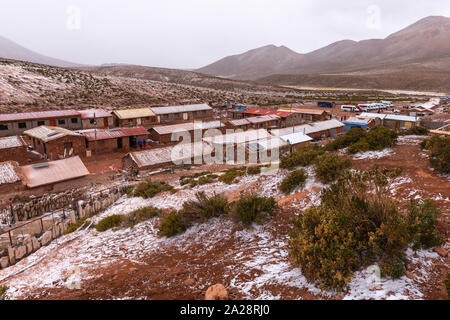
[94,112,98,155]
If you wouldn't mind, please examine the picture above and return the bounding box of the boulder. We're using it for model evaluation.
[25,236,33,255]
[184,278,195,286]
[0,256,9,269]
[434,246,448,258]
[205,284,228,300]
[15,245,27,260]
[40,230,52,246]
[7,246,15,265]
[31,236,40,251]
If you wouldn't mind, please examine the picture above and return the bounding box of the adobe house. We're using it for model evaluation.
[0,110,82,137]
[112,108,157,128]
[241,108,305,127]
[278,107,330,122]
[78,109,113,129]
[0,136,42,164]
[150,104,214,123]
[78,126,149,154]
[148,121,224,144]
[226,115,280,131]
[23,126,86,160]
[278,132,313,152]
[358,113,420,130]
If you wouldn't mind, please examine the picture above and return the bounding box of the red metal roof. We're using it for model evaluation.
[243,108,291,118]
[78,109,112,119]
[0,110,80,122]
[80,126,148,141]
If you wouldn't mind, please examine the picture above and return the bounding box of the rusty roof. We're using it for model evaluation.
[112,108,155,120]
[0,136,25,149]
[24,126,83,142]
[278,107,327,115]
[79,126,148,141]
[243,108,292,118]
[0,110,80,122]
[20,156,89,188]
[78,109,112,119]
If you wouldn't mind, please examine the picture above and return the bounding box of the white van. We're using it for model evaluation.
[341,105,358,112]
[381,101,394,108]
[358,104,370,111]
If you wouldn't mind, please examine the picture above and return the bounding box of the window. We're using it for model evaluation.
[64,142,73,149]
[71,118,78,123]
[18,122,26,129]
[58,119,66,125]
[37,121,45,126]
[0,124,8,131]
[163,114,169,119]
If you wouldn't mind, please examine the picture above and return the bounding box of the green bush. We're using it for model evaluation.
[218,167,247,184]
[347,139,370,154]
[280,145,325,169]
[229,195,277,225]
[65,218,89,234]
[407,199,442,250]
[95,214,122,232]
[314,153,351,184]
[158,211,186,237]
[364,126,398,150]
[120,206,162,228]
[420,135,450,174]
[289,168,442,290]
[180,192,228,224]
[134,180,174,198]
[399,126,429,136]
[0,285,7,297]
[247,165,262,175]
[325,127,366,151]
[279,169,308,194]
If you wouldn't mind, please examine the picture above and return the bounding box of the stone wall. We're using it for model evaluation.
[0,185,126,270]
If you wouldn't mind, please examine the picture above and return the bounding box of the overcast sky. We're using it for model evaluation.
[1,0,449,69]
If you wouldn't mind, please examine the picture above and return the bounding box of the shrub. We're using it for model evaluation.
[95,214,122,232]
[218,167,246,184]
[314,153,351,184]
[364,126,398,150]
[280,145,325,169]
[407,199,442,250]
[399,126,429,136]
[325,127,366,151]
[229,195,277,225]
[0,285,7,297]
[158,211,186,237]
[133,180,174,198]
[279,169,308,194]
[247,165,262,175]
[180,192,228,224]
[289,168,441,290]
[120,206,162,228]
[346,139,370,154]
[420,135,450,174]
[65,218,89,234]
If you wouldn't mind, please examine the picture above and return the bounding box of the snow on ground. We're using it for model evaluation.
[0,162,21,184]
[345,249,441,300]
[352,148,394,160]
[396,135,427,146]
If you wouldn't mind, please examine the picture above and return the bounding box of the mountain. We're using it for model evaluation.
[196,16,450,81]
[0,35,80,67]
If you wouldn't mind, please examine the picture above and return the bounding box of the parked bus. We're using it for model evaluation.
[317,101,334,108]
[341,105,361,112]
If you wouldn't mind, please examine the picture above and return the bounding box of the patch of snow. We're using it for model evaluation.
[352,148,394,160]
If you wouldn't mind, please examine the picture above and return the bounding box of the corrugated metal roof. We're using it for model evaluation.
[273,119,344,136]
[20,156,89,188]
[0,110,80,122]
[279,132,313,145]
[151,104,212,115]
[203,129,271,145]
[0,161,21,185]
[343,116,374,124]
[246,115,280,124]
[247,136,288,151]
[128,142,213,168]
[279,107,327,115]
[229,119,250,126]
[0,136,25,149]
[79,126,148,141]
[243,108,291,118]
[24,126,83,142]
[151,121,223,135]
[112,108,155,120]
[360,112,419,122]
[78,109,112,119]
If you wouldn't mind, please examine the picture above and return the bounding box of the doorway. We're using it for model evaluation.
[117,137,123,149]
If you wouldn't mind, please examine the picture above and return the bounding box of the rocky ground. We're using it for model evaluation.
[0,135,448,300]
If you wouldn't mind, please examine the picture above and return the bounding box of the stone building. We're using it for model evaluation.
[23,126,86,160]
[150,104,214,124]
[0,110,82,137]
[112,108,157,128]
[148,121,224,144]
[78,109,113,129]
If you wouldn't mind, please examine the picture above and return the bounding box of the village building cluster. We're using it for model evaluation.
[0,99,448,189]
